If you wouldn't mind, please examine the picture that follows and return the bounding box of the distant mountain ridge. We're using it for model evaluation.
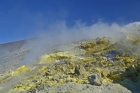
[0,40,26,52]
[0,38,37,52]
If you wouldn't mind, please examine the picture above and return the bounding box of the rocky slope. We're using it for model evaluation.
[0,33,140,93]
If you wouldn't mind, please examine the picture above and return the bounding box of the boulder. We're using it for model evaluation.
[88,73,102,86]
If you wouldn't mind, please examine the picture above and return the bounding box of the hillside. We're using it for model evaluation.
[0,33,140,93]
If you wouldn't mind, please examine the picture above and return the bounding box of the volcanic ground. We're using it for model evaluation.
[0,33,140,93]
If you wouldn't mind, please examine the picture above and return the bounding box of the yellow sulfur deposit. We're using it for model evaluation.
[39,52,75,64]
[38,66,47,72]
[12,65,29,76]
[110,74,123,81]
[95,68,102,73]
[102,77,113,83]
[10,83,36,92]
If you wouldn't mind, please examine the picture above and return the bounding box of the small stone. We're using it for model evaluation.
[102,57,107,61]
[74,65,86,76]
[62,66,67,72]
[75,65,80,75]
[102,68,110,77]
[52,75,59,82]
[88,73,102,86]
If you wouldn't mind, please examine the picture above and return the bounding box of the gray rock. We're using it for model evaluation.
[75,65,86,76]
[88,73,102,86]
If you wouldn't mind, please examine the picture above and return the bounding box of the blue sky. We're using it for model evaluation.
[0,0,140,44]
